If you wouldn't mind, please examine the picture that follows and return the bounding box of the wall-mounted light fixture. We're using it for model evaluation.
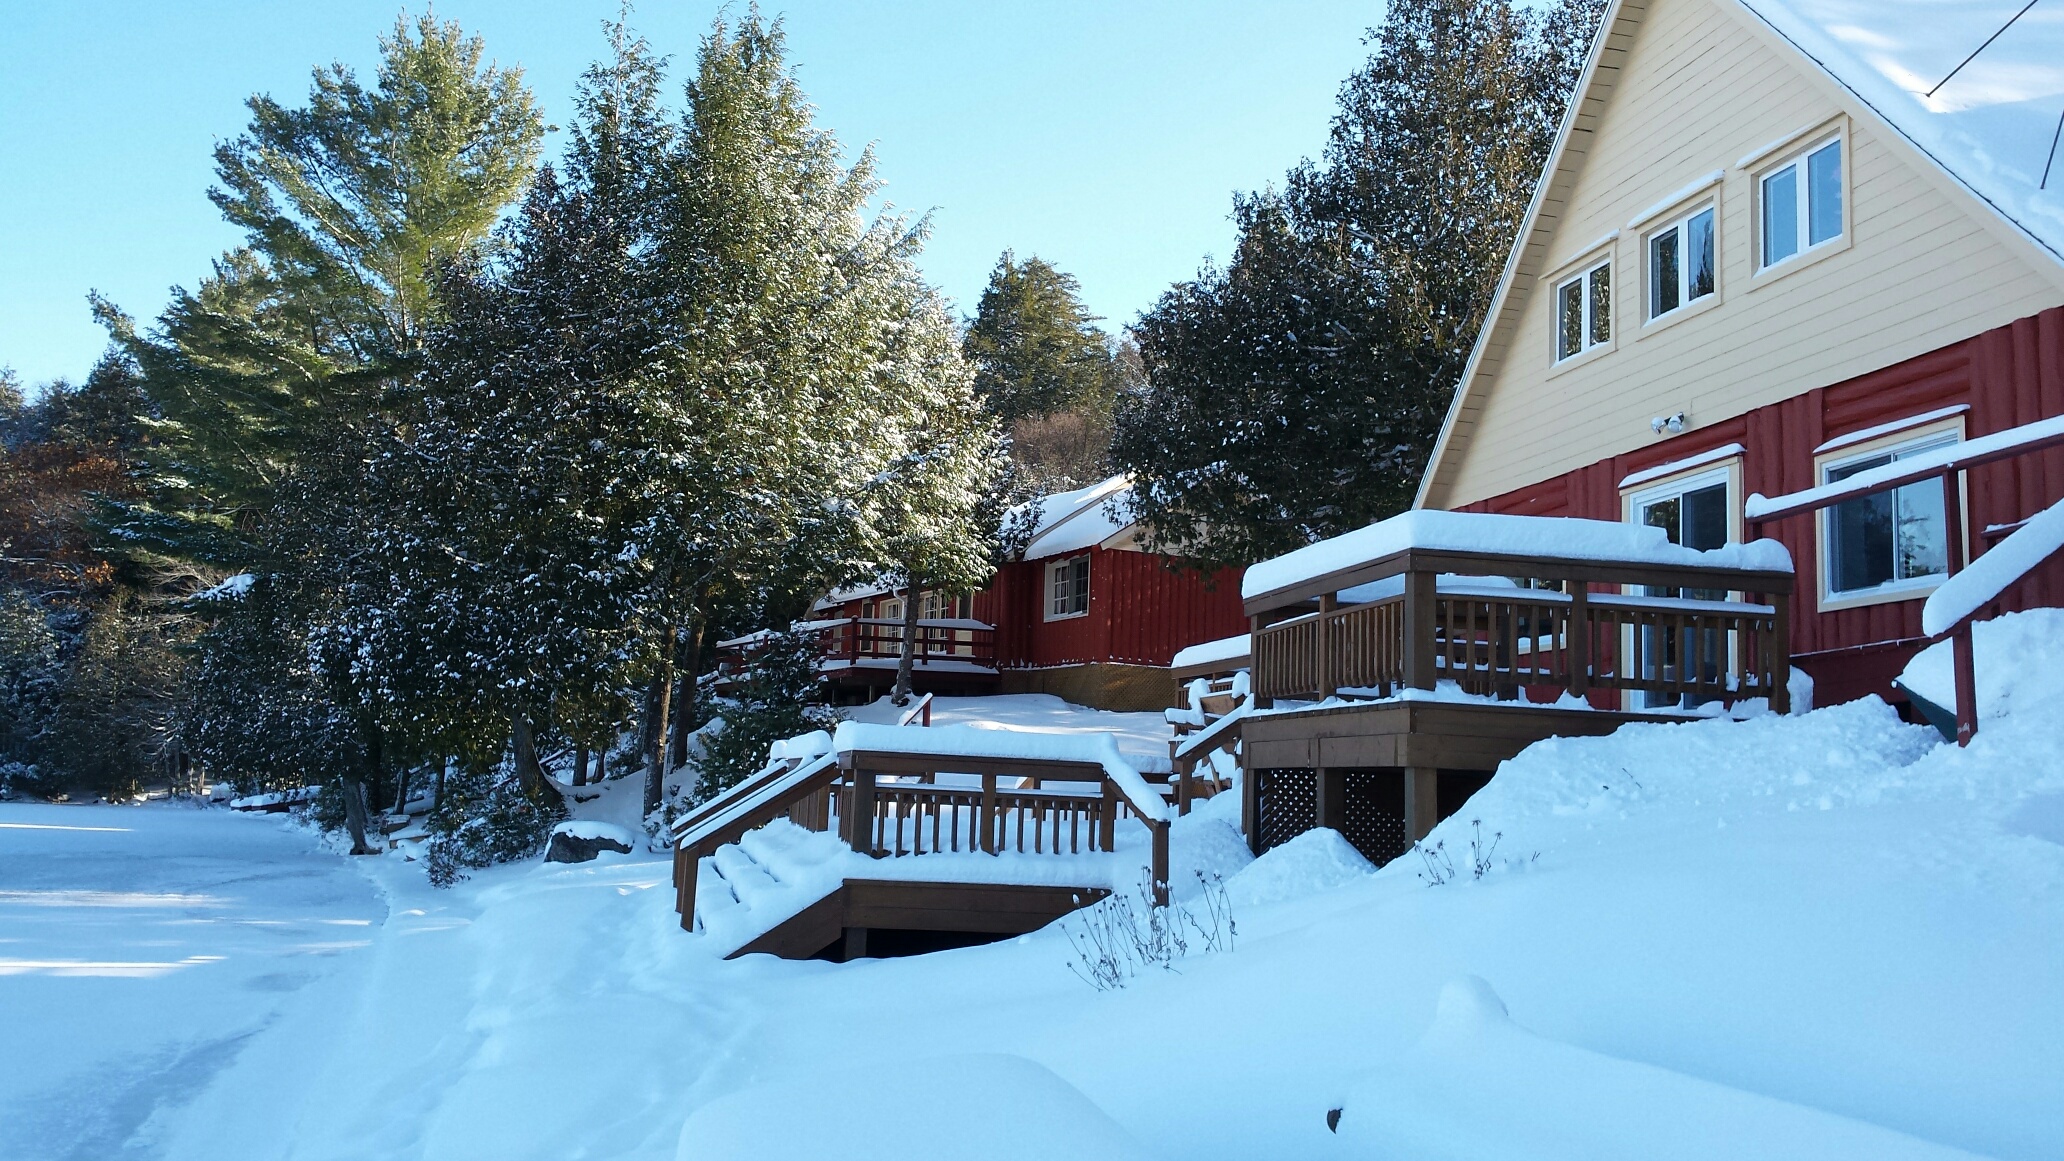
[1650,411,1686,435]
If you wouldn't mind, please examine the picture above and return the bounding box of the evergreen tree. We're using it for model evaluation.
[1112,0,1603,571]
[689,627,838,799]
[963,253,1123,494]
[96,13,544,570]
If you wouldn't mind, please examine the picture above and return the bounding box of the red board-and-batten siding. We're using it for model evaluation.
[1458,305,2064,706]
[974,548,1246,670]
[817,547,1247,671]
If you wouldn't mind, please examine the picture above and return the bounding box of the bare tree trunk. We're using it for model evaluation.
[341,775,372,855]
[670,618,705,771]
[593,748,605,783]
[892,577,922,705]
[643,623,675,818]
[512,712,548,798]
[392,764,411,815]
[434,757,449,811]
[573,744,589,787]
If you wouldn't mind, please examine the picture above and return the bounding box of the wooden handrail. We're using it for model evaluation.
[1252,574,1789,713]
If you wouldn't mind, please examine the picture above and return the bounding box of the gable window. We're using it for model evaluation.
[1761,136,1842,269]
[1647,206,1715,319]
[1822,432,1954,599]
[1046,555,1090,620]
[1553,259,1611,361]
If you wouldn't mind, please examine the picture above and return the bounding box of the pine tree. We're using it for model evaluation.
[1112,0,1603,571]
[963,253,1123,494]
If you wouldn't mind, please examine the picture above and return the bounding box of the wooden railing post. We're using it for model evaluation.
[980,772,997,854]
[850,766,876,856]
[1100,777,1117,852]
[1567,584,1590,697]
[1317,593,1337,699]
[1768,592,1791,715]
[1941,469,1976,744]
[1404,569,1438,691]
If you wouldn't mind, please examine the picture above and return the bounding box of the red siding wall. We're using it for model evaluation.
[1461,305,2064,706]
[972,548,1247,669]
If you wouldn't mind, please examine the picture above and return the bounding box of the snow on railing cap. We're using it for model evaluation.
[1241,510,1793,602]
[831,721,1168,822]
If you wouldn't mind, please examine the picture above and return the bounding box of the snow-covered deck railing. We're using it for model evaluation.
[1744,415,2064,523]
[1239,510,1794,712]
[1746,413,2064,746]
[1170,632,1251,680]
[672,722,1178,931]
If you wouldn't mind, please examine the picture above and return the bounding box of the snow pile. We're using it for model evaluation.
[1334,976,1991,1160]
[1243,509,1791,601]
[676,1052,1157,1161]
[1901,607,2064,720]
[1226,828,1374,910]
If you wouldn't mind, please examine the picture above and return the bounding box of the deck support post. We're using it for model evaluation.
[1249,614,1274,708]
[1314,766,1345,833]
[1404,570,1438,692]
[675,843,699,931]
[1150,820,1171,908]
[1242,763,1261,855]
[842,926,867,962]
[1404,766,1438,843]
[1768,592,1791,716]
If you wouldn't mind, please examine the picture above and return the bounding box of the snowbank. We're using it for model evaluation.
[676,1053,1157,1161]
[1901,607,2064,720]
[1226,828,1373,910]
[1170,632,1249,672]
[1334,977,1991,1160]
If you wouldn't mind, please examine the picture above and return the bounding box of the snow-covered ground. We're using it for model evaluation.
[3,656,2061,1159]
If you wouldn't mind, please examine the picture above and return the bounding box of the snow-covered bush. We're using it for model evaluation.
[1063,870,1236,991]
[422,768,566,888]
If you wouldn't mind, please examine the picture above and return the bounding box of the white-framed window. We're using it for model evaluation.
[1760,135,1843,270]
[1625,463,1740,710]
[1820,432,1956,600]
[1647,205,1715,320]
[1046,555,1090,620]
[1553,258,1612,361]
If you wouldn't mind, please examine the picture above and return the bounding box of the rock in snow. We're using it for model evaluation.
[545,820,636,863]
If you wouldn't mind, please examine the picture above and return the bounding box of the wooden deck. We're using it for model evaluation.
[672,728,1169,960]
[715,617,1001,699]
[1237,531,1795,863]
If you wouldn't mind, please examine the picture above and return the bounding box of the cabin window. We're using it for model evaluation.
[1046,555,1090,620]
[1625,464,1739,710]
[1822,432,1955,599]
[920,590,951,621]
[1647,206,1715,320]
[1553,259,1611,361]
[1760,136,1842,269]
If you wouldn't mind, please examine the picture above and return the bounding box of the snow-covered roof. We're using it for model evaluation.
[1010,475,1138,560]
[1242,510,1794,603]
[1737,0,2064,263]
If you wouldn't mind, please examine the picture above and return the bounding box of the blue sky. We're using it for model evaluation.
[0,2,1385,387]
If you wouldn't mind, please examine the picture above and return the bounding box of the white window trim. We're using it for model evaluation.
[1045,555,1090,622]
[1619,458,1744,711]
[1813,416,1967,614]
[1641,201,1720,332]
[1548,252,1615,371]
[1752,126,1852,287]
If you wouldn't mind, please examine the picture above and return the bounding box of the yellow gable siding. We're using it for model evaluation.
[1435,0,2063,509]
